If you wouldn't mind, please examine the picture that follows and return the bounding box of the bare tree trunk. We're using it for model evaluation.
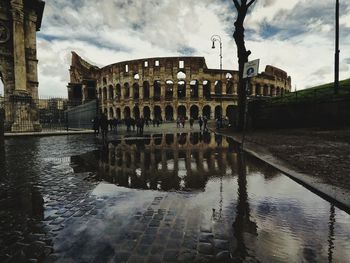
[232,0,255,131]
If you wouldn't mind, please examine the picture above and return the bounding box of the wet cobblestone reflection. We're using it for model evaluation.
[1,133,350,262]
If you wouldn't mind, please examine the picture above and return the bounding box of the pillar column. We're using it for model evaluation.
[11,0,27,92]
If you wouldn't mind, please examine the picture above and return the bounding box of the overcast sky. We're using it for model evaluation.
[1,0,349,97]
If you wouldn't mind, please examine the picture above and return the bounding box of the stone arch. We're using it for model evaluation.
[281,88,285,96]
[177,105,187,119]
[109,107,114,118]
[102,87,107,100]
[263,84,269,96]
[143,81,150,99]
[270,85,275,96]
[133,106,140,119]
[103,77,107,86]
[190,80,199,99]
[116,108,121,119]
[165,80,174,100]
[154,80,161,101]
[98,88,102,99]
[116,84,121,99]
[255,83,261,96]
[203,105,211,119]
[166,134,174,145]
[190,105,199,120]
[103,108,108,115]
[203,80,211,100]
[226,105,237,125]
[177,80,186,99]
[108,85,114,99]
[226,80,234,94]
[154,105,162,120]
[124,106,131,119]
[276,86,281,96]
[143,106,151,120]
[124,83,130,98]
[165,105,174,121]
[215,80,222,95]
[133,83,139,99]
[215,105,222,119]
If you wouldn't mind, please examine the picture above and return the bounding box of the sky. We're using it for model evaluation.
[1,0,350,97]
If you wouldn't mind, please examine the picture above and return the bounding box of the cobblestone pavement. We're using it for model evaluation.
[1,131,350,262]
[216,126,350,190]
[0,133,236,263]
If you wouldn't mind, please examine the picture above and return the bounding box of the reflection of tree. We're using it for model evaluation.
[233,152,257,261]
[328,204,335,263]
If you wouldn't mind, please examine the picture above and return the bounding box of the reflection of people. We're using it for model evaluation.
[92,117,100,136]
[100,113,108,142]
[189,117,194,129]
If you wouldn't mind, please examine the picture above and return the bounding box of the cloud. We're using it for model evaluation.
[33,0,350,98]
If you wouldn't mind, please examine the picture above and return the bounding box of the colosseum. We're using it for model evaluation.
[68,52,291,123]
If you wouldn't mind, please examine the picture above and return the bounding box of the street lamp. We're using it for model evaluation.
[334,0,339,95]
[211,34,223,127]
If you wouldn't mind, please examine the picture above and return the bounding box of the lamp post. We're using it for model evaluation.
[334,0,339,95]
[211,35,223,127]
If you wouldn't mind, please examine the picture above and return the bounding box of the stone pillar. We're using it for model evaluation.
[233,83,238,95]
[11,0,27,92]
[198,84,203,99]
[251,83,256,96]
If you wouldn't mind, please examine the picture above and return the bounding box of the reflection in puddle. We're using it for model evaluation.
[68,132,350,262]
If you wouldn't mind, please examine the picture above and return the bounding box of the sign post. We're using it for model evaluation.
[241,59,260,148]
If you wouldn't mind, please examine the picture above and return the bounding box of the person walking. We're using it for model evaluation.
[203,116,208,131]
[92,116,100,136]
[189,117,194,129]
[198,116,203,131]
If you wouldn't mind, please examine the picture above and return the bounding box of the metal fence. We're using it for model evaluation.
[0,96,97,133]
[66,100,97,130]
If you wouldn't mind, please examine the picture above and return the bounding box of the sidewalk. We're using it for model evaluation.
[212,125,350,210]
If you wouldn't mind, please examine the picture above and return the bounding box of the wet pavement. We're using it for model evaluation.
[1,132,350,262]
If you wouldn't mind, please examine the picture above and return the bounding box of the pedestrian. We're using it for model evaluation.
[140,117,145,135]
[189,117,194,129]
[131,118,136,131]
[92,116,100,136]
[153,118,156,127]
[198,116,203,131]
[181,117,185,128]
[113,118,118,133]
[156,118,160,127]
[176,117,180,128]
[203,116,208,131]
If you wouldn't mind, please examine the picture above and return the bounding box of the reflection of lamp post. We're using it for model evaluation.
[211,35,223,127]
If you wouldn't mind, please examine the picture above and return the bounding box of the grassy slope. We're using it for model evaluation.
[267,79,350,105]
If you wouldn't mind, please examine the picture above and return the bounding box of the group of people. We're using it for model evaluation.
[125,117,146,134]
[176,116,208,131]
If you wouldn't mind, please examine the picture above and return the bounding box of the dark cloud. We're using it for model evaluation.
[177,46,196,56]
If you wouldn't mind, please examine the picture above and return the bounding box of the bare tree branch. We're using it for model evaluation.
[232,0,241,10]
[247,0,256,8]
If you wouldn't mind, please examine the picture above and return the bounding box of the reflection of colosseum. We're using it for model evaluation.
[68,52,291,122]
[72,133,240,191]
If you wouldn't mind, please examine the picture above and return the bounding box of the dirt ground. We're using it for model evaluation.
[221,127,350,190]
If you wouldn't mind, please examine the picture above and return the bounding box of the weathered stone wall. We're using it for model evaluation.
[68,53,292,122]
[0,0,44,132]
[250,97,350,129]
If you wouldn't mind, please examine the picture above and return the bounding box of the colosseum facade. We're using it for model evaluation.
[68,52,291,122]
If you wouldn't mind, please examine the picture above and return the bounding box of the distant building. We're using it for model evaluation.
[68,52,291,123]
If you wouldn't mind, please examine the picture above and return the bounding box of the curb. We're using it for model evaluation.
[211,127,350,212]
[5,130,94,137]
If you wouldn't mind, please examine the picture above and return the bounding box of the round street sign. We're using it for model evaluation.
[247,67,255,77]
